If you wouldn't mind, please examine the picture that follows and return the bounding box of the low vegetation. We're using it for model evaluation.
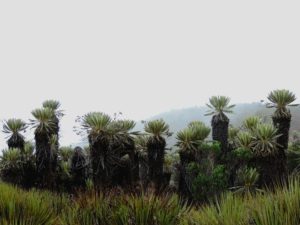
[0,89,300,224]
[1,178,300,225]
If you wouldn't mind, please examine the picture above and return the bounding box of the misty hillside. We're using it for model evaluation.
[135,102,300,148]
[74,102,300,148]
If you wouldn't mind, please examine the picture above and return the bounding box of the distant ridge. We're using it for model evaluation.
[73,102,300,148]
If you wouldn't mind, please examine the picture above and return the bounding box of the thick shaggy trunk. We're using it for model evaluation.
[139,154,148,188]
[178,151,196,198]
[7,134,25,151]
[35,131,55,189]
[118,138,139,187]
[272,115,291,183]
[254,116,291,187]
[21,160,36,189]
[71,147,87,188]
[89,135,109,188]
[248,153,277,188]
[7,134,35,188]
[211,114,229,160]
[147,136,166,190]
[179,151,196,166]
[125,138,139,185]
[133,152,140,183]
[51,116,60,178]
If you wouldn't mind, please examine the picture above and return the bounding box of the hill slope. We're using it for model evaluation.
[74,102,300,148]
[136,102,300,147]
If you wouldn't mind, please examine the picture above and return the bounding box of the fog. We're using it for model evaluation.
[0,1,299,148]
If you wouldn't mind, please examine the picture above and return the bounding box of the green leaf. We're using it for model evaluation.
[205,96,235,118]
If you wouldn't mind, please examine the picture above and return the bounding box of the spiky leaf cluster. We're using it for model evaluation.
[0,148,24,185]
[110,120,136,132]
[49,134,58,147]
[2,119,27,137]
[59,146,73,162]
[80,113,139,151]
[42,99,63,118]
[266,89,298,118]
[23,142,35,158]
[164,152,180,173]
[110,120,140,141]
[236,132,253,150]
[176,121,211,152]
[1,148,22,165]
[243,116,261,132]
[42,100,61,110]
[176,128,199,152]
[228,126,240,148]
[251,124,281,157]
[135,135,149,159]
[236,124,280,157]
[188,121,206,128]
[205,96,235,120]
[232,167,261,195]
[135,135,148,151]
[81,112,112,136]
[144,119,170,139]
[30,108,56,133]
[188,121,211,142]
[229,126,240,141]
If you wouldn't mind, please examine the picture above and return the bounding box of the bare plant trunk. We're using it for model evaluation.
[71,147,87,189]
[147,136,166,191]
[35,131,55,189]
[211,114,229,161]
[89,135,109,188]
[272,115,290,183]
[7,134,25,151]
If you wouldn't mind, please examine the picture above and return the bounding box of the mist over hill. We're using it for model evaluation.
[74,102,300,148]
[135,102,300,147]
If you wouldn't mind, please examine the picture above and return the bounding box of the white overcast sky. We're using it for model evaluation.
[0,1,300,147]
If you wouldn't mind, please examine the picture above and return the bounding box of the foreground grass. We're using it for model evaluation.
[1,180,300,225]
[0,183,188,225]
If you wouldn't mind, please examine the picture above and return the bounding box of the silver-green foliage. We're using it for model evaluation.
[266,89,298,118]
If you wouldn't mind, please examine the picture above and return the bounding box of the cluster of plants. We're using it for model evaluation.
[0,89,299,206]
[0,100,174,192]
[170,89,298,201]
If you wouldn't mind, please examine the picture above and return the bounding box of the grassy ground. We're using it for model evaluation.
[1,179,300,225]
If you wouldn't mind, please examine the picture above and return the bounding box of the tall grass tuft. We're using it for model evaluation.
[0,184,57,225]
[184,193,249,225]
[2,178,300,225]
[59,191,188,225]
